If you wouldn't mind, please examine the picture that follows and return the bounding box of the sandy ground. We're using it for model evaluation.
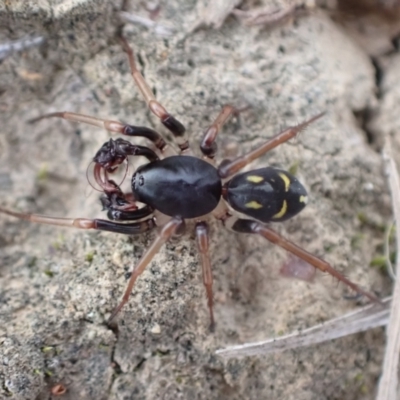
[0,0,399,399]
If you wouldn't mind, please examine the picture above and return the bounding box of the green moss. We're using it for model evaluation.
[357,212,385,231]
[27,256,37,268]
[370,255,387,269]
[370,251,396,270]
[36,164,48,181]
[354,372,363,382]
[155,349,170,357]
[360,384,368,394]
[288,161,299,176]
[41,346,54,353]
[350,233,365,249]
[2,387,13,397]
[51,234,66,250]
[44,270,54,278]
[85,251,95,262]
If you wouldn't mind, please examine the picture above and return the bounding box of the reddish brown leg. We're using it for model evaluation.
[218,112,325,179]
[108,217,183,322]
[195,221,215,331]
[226,217,380,303]
[0,206,155,235]
[119,36,190,153]
[29,112,172,155]
[200,105,243,160]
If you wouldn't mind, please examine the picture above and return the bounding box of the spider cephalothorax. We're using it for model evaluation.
[0,37,379,331]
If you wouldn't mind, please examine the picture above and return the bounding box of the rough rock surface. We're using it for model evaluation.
[0,0,397,399]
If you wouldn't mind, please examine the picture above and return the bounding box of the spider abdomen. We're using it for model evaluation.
[132,156,222,218]
[224,167,308,222]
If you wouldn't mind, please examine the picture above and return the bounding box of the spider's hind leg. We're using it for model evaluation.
[224,216,380,304]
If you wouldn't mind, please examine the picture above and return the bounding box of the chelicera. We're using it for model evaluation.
[0,37,379,331]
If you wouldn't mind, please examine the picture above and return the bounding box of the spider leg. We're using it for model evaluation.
[195,221,215,331]
[225,216,380,304]
[218,112,325,179]
[108,216,183,323]
[0,206,155,235]
[29,112,174,156]
[119,36,190,154]
[200,105,244,160]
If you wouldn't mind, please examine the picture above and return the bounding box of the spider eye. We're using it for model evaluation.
[131,172,144,193]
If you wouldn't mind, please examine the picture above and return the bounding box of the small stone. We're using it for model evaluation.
[150,323,161,335]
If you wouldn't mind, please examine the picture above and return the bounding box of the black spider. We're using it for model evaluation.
[0,37,379,331]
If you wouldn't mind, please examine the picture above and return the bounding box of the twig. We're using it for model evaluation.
[384,220,396,281]
[216,297,390,358]
[376,142,400,400]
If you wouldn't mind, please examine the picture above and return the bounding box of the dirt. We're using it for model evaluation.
[0,0,398,399]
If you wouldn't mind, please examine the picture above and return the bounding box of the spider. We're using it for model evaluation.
[0,37,379,331]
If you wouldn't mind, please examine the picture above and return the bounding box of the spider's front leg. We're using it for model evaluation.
[29,113,173,156]
[119,36,190,154]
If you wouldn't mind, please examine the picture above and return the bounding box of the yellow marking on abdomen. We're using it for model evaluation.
[246,175,264,183]
[245,201,263,209]
[299,195,308,204]
[278,172,291,192]
[273,200,287,219]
